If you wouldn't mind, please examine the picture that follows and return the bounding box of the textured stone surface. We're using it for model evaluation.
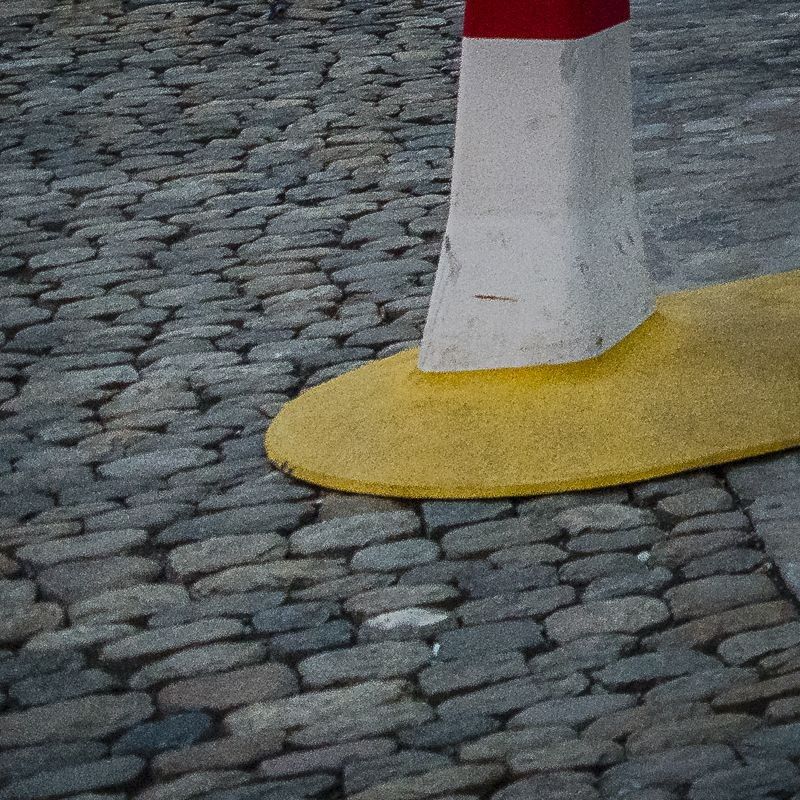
[289,512,419,555]
[342,749,452,795]
[718,622,800,665]
[111,713,212,757]
[665,574,778,620]
[419,651,527,696]
[656,488,734,522]
[554,504,655,534]
[350,539,439,572]
[9,668,119,707]
[688,759,800,800]
[1,2,800,798]
[168,534,287,578]
[493,773,599,800]
[0,756,144,800]
[593,649,721,688]
[129,643,268,689]
[347,764,505,800]
[509,739,623,774]
[298,641,431,687]
[625,712,759,755]
[154,735,282,778]
[157,664,297,712]
[258,739,396,780]
[0,694,153,748]
[545,597,670,641]
[601,746,739,795]
[100,619,246,661]
[433,620,544,660]
[460,726,575,762]
[509,693,637,729]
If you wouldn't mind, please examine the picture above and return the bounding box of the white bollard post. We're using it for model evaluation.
[419,0,656,372]
[265,0,800,499]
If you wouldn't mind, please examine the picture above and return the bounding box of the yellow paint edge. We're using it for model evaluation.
[265,270,800,499]
[266,409,800,499]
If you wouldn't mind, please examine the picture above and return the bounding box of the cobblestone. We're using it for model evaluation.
[689,759,800,800]
[546,596,670,641]
[509,738,623,775]
[8,668,119,708]
[0,694,153,748]
[493,773,600,800]
[298,641,431,688]
[0,756,144,800]
[1,0,800,798]
[111,713,212,757]
[665,574,778,620]
[718,621,800,665]
[156,663,297,712]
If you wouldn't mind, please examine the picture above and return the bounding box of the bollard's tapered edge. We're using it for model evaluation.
[266,270,800,500]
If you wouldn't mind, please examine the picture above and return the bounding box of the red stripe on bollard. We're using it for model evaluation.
[463,0,630,40]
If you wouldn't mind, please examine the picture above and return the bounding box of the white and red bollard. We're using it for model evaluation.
[265,0,800,499]
[419,0,655,372]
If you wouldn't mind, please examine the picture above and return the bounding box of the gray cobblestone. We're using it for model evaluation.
[0,756,144,800]
[510,693,637,729]
[343,750,452,795]
[347,764,505,800]
[493,773,598,800]
[645,667,757,707]
[0,742,108,784]
[718,621,800,665]
[601,745,738,796]
[350,539,439,572]
[584,700,711,742]
[9,668,119,707]
[555,504,655,534]
[711,669,800,709]
[650,529,749,568]
[441,518,559,558]
[299,641,431,687]
[625,712,759,755]
[289,511,420,555]
[689,759,800,800]
[436,673,588,719]
[460,726,575,762]
[457,586,575,625]
[359,607,452,642]
[398,714,499,750]
[157,663,297,712]
[648,600,797,650]
[0,693,153,748]
[111,713,212,757]
[39,556,161,603]
[528,634,637,680]
[665,574,778,620]
[656,488,735,522]
[419,650,527,696]
[510,739,623,775]
[546,596,670,641]
[168,534,287,578]
[593,649,721,688]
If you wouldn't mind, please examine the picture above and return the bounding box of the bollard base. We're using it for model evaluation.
[266,270,800,500]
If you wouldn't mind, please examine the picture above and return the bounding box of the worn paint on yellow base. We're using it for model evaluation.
[265,270,800,499]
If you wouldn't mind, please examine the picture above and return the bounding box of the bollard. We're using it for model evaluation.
[420,0,655,371]
[265,2,800,499]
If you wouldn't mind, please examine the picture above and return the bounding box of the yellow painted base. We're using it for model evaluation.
[266,270,800,499]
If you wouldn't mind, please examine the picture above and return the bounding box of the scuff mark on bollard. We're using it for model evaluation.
[474,294,519,303]
[443,236,463,282]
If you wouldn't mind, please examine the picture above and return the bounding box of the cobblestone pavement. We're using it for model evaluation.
[1,0,800,798]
